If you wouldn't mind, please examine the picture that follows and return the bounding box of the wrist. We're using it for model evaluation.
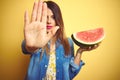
[77,49,83,54]
[25,46,39,53]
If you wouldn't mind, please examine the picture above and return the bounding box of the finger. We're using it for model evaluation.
[88,44,99,50]
[93,44,99,49]
[88,46,91,49]
[77,48,83,54]
[41,2,47,23]
[88,46,92,50]
[31,1,38,22]
[24,10,29,27]
[36,0,43,21]
[47,26,59,39]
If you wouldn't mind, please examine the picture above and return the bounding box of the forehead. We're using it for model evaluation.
[47,8,54,15]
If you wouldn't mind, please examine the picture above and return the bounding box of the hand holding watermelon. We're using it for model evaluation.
[76,43,99,54]
[71,27,105,53]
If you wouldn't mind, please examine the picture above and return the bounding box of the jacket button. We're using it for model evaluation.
[45,65,47,67]
[57,57,59,59]
[57,70,59,72]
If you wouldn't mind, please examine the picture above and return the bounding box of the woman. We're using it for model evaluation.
[22,0,98,80]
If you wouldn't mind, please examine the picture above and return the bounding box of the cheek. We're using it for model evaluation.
[51,19,56,26]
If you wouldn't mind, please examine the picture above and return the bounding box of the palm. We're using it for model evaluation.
[76,43,99,54]
[25,21,48,47]
[24,1,58,48]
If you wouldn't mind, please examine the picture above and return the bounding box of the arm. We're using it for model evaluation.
[67,39,84,79]
[21,40,40,54]
[74,44,99,66]
[68,38,99,79]
[23,1,59,53]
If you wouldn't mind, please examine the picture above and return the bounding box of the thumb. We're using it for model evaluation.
[47,26,59,39]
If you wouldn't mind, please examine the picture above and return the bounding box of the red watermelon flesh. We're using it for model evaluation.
[71,27,105,45]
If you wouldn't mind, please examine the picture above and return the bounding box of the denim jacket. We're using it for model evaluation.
[22,38,84,80]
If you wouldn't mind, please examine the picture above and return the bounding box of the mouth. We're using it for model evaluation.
[47,26,53,29]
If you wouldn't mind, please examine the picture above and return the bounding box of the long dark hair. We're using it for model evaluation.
[46,1,70,55]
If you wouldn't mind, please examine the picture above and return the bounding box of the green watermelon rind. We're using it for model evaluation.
[71,28,105,46]
[71,34,93,47]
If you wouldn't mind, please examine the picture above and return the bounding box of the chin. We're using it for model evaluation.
[47,29,52,32]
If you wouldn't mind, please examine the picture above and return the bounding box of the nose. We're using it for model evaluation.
[47,17,51,24]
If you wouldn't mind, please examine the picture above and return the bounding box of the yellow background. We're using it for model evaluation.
[0,0,120,80]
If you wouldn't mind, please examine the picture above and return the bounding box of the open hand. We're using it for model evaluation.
[24,0,59,48]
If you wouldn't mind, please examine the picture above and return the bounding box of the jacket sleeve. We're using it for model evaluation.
[68,38,85,79]
[69,58,85,79]
[21,40,32,54]
[21,40,42,55]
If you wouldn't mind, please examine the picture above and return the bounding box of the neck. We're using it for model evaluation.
[49,37,56,52]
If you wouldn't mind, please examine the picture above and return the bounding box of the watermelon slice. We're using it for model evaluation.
[71,27,105,46]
